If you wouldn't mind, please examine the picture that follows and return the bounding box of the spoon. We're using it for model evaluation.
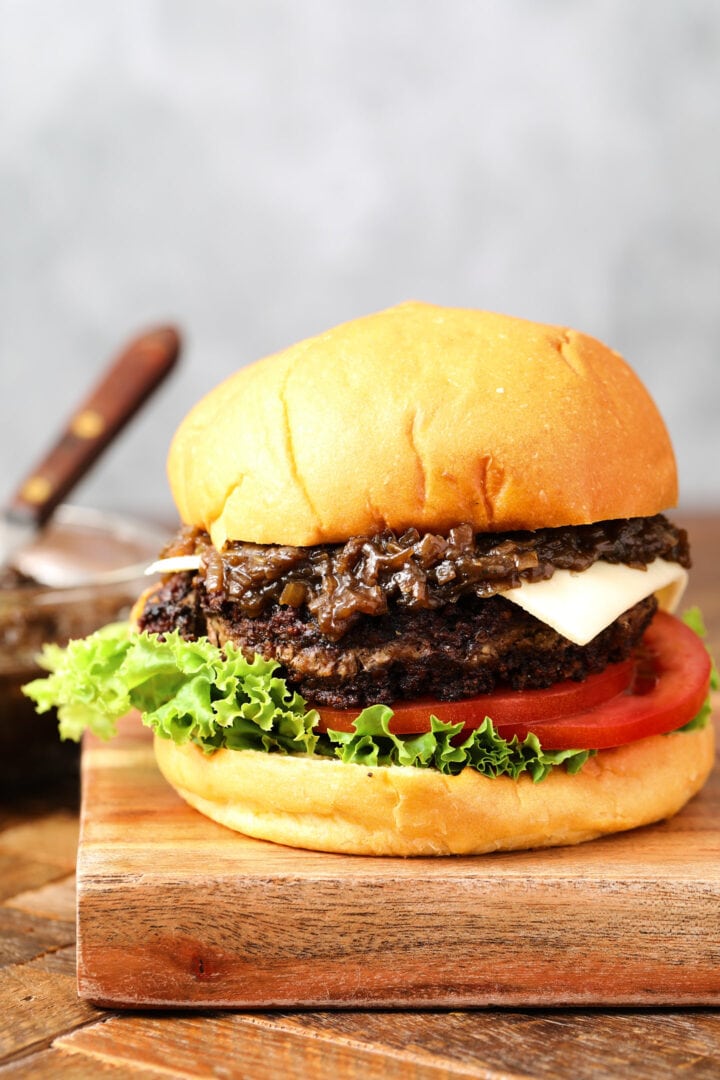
[0,326,181,587]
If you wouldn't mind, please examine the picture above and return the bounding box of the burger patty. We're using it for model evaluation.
[160,514,689,642]
[139,574,658,709]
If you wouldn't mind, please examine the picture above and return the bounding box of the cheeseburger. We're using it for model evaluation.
[25,302,715,855]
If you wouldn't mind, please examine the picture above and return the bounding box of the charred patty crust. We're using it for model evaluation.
[139,572,658,708]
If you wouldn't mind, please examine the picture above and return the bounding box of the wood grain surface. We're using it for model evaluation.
[1,513,719,1077]
[76,710,720,1010]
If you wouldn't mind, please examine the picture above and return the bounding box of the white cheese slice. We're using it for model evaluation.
[143,553,687,648]
[504,558,688,646]
[145,555,202,576]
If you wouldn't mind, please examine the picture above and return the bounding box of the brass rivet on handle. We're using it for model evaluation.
[71,409,105,439]
[21,476,53,504]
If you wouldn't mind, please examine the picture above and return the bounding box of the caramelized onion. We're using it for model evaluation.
[279,581,307,607]
[202,549,225,594]
[174,515,689,642]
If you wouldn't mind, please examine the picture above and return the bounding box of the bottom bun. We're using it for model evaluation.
[154,723,715,856]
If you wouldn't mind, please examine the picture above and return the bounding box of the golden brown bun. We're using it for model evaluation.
[153,722,714,856]
[168,302,677,548]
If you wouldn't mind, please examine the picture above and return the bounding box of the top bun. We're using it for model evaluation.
[168,302,677,548]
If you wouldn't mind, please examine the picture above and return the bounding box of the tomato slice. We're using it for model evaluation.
[495,612,711,749]
[314,613,711,751]
[316,658,635,735]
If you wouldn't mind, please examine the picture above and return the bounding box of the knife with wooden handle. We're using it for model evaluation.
[0,326,181,571]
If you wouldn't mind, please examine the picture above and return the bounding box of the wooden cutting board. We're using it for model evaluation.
[76,711,720,1009]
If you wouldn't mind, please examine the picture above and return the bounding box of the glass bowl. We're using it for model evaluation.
[0,505,170,791]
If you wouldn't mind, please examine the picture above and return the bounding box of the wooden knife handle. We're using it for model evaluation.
[8,326,181,528]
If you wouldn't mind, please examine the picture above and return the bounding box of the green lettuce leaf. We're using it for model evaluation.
[22,624,589,782]
[24,607,714,783]
[324,706,591,781]
[24,622,134,742]
[23,626,318,757]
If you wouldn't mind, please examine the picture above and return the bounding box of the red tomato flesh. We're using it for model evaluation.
[314,612,711,750]
[317,659,635,735]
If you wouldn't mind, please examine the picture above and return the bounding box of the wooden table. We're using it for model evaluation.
[2,514,719,1079]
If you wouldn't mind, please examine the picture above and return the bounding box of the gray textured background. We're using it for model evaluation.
[1,0,719,527]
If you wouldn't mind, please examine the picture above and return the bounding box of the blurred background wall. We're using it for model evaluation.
[1,0,719,524]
